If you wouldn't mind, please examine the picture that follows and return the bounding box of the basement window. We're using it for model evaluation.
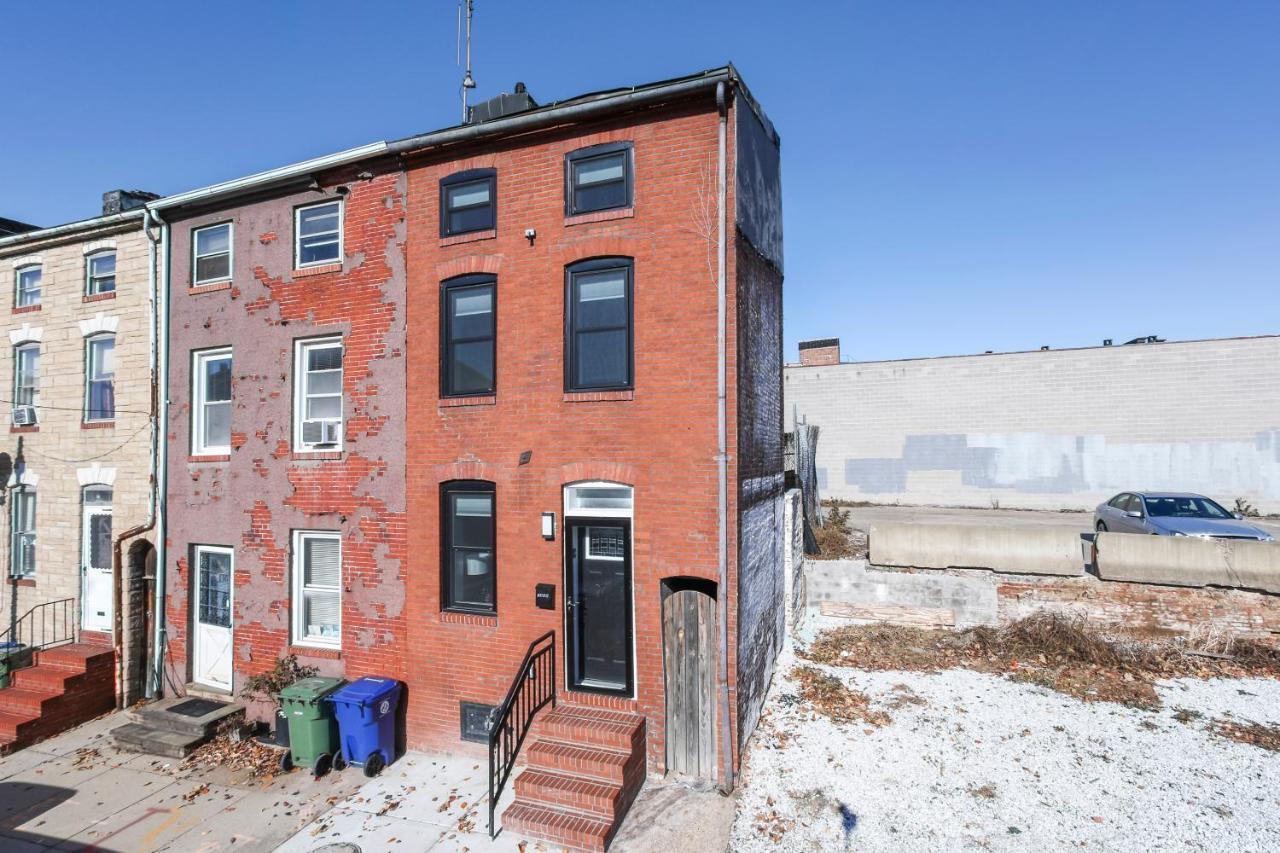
[440,169,496,237]
[86,251,116,295]
[295,200,342,267]
[565,142,632,215]
[193,222,233,284]
[292,531,341,648]
[460,701,496,743]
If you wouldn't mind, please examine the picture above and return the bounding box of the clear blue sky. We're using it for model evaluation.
[5,1,1278,362]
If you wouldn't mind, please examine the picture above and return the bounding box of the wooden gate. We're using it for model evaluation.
[661,582,717,780]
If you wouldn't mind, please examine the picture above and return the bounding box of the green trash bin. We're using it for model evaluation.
[278,676,346,776]
[0,643,33,689]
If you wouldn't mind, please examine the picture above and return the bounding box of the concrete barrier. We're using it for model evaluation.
[869,522,1086,576]
[805,559,998,627]
[1095,533,1280,594]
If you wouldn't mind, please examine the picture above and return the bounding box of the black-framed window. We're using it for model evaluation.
[440,169,496,237]
[442,481,495,613]
[441,275,495,397]
[565,258,633,391]
[565,142,632,215]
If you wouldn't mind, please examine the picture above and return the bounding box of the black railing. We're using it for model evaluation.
[488,630,556,838]
[1,597,77,673]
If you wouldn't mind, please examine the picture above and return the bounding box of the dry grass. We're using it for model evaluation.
[800,611,1280,710]
[1209,719,1280,752]
[792,666,891,727]
[812,505,869,560]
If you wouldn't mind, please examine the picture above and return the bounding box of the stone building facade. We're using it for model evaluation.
[0,205,157,704]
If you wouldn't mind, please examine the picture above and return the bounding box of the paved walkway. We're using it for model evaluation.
[0,711,362,852]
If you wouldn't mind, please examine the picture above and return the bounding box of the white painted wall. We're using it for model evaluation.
[785,336,1280,513]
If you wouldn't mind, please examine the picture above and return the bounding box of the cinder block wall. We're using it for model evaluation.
[785,336,1280,513]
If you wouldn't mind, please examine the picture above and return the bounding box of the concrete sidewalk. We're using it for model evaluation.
[279,749,736,853]
[0,711,362,852]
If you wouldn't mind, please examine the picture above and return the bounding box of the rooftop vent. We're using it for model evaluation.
[102,189,159,216]
[468,82,537,124]
[1123,335,1165,345]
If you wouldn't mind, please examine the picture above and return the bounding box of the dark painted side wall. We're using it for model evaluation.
[162,165,408,706]
[733,90,785,750]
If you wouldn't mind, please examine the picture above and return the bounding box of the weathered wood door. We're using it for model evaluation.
[662,584,717,780]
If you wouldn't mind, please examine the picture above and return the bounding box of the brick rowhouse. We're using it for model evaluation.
[399,66,784,786]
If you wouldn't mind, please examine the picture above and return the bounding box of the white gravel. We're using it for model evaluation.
[729,645,1280,852]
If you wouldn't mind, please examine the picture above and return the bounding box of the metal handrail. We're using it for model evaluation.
[0,597,77,669]
[487,630,556,838]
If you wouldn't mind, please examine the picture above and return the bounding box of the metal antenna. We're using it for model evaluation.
[459,0,477,123]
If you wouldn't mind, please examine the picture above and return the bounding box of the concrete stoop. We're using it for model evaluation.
[111,694,245,758]
[504,706,646,852]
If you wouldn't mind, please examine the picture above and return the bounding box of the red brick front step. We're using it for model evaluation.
[0,642,115,754]
[503,706,646,852]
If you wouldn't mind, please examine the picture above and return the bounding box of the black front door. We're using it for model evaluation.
[565,520,632,695]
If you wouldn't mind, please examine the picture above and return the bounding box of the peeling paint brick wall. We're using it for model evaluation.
[164,168,407,702]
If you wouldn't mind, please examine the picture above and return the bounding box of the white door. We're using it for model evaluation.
[193,546,234,690]
[81,487,114,632]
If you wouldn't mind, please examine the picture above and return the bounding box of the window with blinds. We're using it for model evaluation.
[293,531,341,647]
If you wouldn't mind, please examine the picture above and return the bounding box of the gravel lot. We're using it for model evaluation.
[730,630,1280,852]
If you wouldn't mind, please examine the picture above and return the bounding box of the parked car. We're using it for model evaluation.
[1093,492,1275,541]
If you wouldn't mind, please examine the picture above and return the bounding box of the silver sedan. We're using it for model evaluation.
[1093,492,1274,541]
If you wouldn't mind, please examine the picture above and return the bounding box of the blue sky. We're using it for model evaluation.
[4,1,1278,362]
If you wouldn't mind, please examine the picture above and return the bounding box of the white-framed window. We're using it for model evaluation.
[193,222,233,284]
[13,343,39,423]
[86,251,116,295]
[295,201,343,267]
[293,337,343,450]
[15,265,41,308]
[192,347,232,454]
[85,334,116,422]
[292,531,341,647]
[10,488,36,578]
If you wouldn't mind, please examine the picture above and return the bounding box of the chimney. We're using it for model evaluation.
[102,189,160,216]
[799,338,840,366]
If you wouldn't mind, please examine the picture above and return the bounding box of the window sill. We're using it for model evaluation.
[289,644,342,660]
[82,420,115,430]
[438,395,496,408]
[563,389,634,403]
[83,292,116,303]
[441,610,498,627]
[291,450,343,461]
[189,281,232,295]
[188,454,231,463]
[439,229,497,247]
[565,207,634,227]
[11,304,41,315]
[9,425,38,434]
[292,262,342,278]
[12,578,35,588]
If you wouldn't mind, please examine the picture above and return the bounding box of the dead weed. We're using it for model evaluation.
[793,666,891,727]
[1208,718,1280,752]
[800,611,1280,710]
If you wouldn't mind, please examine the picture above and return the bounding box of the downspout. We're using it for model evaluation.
[111,212,162,708]
[715,79,735,793]
[145,207,171,699]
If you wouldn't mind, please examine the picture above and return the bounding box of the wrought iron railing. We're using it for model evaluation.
[488,630,556,838]
[0,597,77,674]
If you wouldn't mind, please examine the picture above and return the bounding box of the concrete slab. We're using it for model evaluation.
[55,781,248,853]
[24,712,122,758]
[0,766,172,842]
[611,780,736,853]
[132,695,244,738]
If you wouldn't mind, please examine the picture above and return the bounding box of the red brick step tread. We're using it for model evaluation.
[539,707,643,751]
[504,801,614,853]
[526,739,630,784]
[0,686,58,716]
[514,768,624,819]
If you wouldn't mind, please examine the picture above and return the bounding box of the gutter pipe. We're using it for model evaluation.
[715,80,735,793]
[144,207,170,699]
[112,211,161,708]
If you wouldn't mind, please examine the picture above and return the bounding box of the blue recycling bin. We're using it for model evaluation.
[328,676,401,777]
